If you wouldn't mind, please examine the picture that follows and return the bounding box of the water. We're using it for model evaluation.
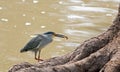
[0,0,119,71]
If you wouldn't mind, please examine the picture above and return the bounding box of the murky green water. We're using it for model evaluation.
[0,0,119,72]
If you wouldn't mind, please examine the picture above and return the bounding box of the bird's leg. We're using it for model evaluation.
[35,51,38,60]
[38,50,43,62]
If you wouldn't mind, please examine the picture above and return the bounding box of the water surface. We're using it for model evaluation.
[0,0,119,71]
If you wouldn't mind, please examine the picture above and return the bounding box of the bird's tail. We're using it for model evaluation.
[20,48,28,53]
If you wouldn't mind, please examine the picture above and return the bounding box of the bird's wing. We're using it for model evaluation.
[23,35,43,51]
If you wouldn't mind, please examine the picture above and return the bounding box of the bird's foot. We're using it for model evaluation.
[38,59,44,62]
[35,57,38,60]
[35,57,43,62]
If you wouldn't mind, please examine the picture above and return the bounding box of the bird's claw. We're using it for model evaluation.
[35,58,43,62]
[38,59,44,62]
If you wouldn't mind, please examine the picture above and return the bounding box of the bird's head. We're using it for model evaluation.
[44,31,68,39]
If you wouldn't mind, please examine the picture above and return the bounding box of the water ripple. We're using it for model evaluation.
[67,23,96,27]
[65,29,90,36]
[67,14,85,19]
[62,42,79,47]
[98,0,120,2]
[68,6,117,13]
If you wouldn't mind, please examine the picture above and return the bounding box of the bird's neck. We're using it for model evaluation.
[43,34,53,39]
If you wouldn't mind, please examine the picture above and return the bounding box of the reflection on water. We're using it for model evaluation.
[68,6,116,12]
[0,0,119,71]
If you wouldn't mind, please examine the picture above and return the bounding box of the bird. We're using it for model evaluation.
[20,31,68,61]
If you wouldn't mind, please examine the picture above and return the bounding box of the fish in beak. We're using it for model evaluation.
[55,34,68,39]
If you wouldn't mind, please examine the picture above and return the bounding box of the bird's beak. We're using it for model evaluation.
[54,34,68,39]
